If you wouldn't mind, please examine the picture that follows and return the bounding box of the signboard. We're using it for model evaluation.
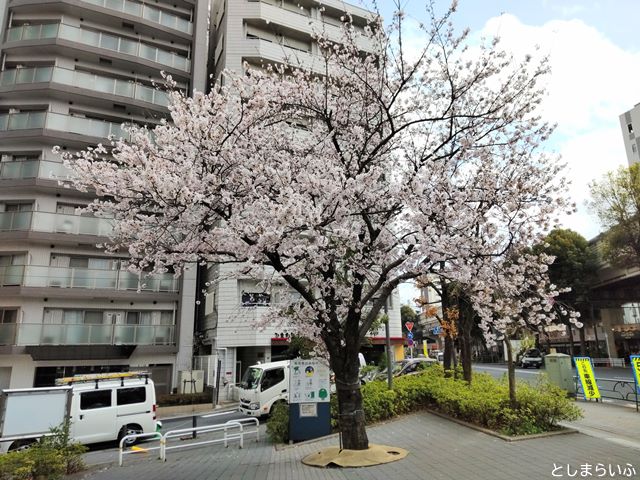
[405,322,414,332]
[631,355,640,392]
[299,403,318,417]
[289,359,330,404]
[574,357,601,400]
[431,326,442,335]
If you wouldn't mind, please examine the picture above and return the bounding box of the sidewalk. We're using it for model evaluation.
[563,400,640,451]
[79,409,640,480]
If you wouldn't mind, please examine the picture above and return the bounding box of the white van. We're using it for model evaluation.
[64,373,158,446]
[237,360,289,417]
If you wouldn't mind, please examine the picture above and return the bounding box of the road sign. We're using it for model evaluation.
[407,331,414,340]
[408,338,414,347]
[405,322,414,332]
[431,325,442,335]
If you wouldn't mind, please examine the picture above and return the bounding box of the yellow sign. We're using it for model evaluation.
[574,357,600,399]
[423,340,428,357]
[631,355,640,391]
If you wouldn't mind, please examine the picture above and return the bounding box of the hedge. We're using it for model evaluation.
[157,386,214,406]
[0,422,86,480]
[267,365,582,442]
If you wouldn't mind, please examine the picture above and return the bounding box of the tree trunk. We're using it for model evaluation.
[443,335,454,375]
[567,323,575,356]
[504,337,517,408]
[579,325,586,356]
[335,376,368,450]
[329,324,369,450]
[544,328,552,354]
[460,329,472,382]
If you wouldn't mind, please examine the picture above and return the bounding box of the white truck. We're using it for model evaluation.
[238,360,290,417]
[0,372,159,451]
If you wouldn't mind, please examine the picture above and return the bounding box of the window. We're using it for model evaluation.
[241,292,271,307]
[628,123,634,134]
[117,387,146,405]
[1,153,40,163]
[2,202,33,212]
[260,368,285,391]
[80,389,112,410]
[633,144,637,154]
[0,309,17,323]
[0,254,26,266]
[84,311,105,324]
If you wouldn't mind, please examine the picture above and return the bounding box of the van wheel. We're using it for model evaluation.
[9,439,36,452]
[118,424,143,447]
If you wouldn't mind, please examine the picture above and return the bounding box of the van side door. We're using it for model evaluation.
[115,386,154,434]
[71,388,117,444]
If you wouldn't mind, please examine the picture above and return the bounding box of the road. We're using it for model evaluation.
[83,407,247,464]
[473,363,634,381]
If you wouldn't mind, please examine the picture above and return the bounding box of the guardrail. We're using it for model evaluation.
[590,358,628,368]
[118,418,260,465]
[574,375,639,412]
[160,418,259,461]
[118,432,163,466]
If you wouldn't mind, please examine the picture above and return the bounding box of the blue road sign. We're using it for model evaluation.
[407,331,414,339]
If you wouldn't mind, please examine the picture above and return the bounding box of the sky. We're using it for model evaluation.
[386,1,640,306]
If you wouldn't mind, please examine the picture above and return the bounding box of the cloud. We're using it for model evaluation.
[479,14,640,238]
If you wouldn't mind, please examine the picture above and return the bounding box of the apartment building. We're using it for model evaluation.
[620,103,640,166]
[200,0,404,397]
[0,0,209,393]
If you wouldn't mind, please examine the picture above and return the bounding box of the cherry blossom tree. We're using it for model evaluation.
[59,3,573,449]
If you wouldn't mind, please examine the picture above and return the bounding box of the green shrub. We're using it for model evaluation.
[356,366,581,436]
[266,402,289,444]
[0,421,87,480]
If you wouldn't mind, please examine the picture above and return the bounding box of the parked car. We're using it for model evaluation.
[365,357,438,383]
[519,349,543,369]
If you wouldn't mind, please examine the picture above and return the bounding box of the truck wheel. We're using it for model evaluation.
[269,400,286,417]
[118,424,143,447]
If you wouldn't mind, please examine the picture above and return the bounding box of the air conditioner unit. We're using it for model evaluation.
[178,370,204,394]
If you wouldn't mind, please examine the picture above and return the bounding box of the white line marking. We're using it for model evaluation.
[201,411,236,418]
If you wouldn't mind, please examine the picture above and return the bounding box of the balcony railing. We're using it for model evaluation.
[0,211,114,236]
[82,0,192,34]
[6,23,190,72]
[0,160,74,181]
[0,66,170,107]
[0,111,134,140]
[0,323,174,346]
[0,265,178,292]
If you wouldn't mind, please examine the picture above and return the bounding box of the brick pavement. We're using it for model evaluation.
[80,410,640,480]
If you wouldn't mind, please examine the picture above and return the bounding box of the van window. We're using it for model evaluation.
[117,387,146,405]
[80,390,112,410]
[260,368,284,391]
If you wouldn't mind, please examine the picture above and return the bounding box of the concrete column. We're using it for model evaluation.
[600,309,619,358]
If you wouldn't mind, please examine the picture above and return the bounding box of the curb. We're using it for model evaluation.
[425,408,578,442]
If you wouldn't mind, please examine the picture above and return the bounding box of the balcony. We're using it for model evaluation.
[0,66,170,108]
[242,38,318,71]
[6,23,190,72]
[0,323,174,346]
[0,265,178,292]
[81,0,192,34]
[0,111,133,140]
[0,160,74,181]
[0,211,113,237]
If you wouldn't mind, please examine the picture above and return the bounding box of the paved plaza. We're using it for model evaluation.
[80,407,640,480]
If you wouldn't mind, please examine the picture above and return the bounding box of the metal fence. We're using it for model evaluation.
[574,375,639,412]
